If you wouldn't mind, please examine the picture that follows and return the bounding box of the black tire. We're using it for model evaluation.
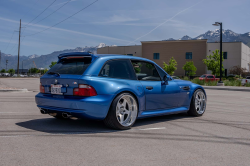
[104,93,138,130]
[187,89,206,117]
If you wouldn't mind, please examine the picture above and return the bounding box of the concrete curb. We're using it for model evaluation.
[0,89,29,92]
[203,86,250,92]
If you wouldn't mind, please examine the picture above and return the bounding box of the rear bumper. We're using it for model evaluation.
[35,93,114,120]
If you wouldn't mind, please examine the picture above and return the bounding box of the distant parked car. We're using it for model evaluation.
[2,73,10,77]
[199,74,219,81]
[171,76,181,80]
[240,76,250,85]
[12,74,17,77]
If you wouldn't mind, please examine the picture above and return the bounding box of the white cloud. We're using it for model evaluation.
[92,15,139,25]
[0,16,130,43]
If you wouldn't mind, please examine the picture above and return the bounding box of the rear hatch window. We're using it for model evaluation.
[48,57,92,75]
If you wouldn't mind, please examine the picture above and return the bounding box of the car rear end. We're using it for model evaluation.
[35,52,112,120]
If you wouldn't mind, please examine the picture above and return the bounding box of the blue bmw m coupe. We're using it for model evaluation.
[35,52,207,129]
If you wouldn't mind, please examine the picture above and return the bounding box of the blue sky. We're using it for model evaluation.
[0,0,249,56]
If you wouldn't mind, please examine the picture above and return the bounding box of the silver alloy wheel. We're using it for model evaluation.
[195,91,206,114]
[116,95,138,127]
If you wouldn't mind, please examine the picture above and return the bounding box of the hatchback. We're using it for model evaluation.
[35,52,207,129]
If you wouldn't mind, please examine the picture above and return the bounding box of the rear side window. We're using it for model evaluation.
[99,60,136,80]
[48,57,92,75]
[131,60,161,81]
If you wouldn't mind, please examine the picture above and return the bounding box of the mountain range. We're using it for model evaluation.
[0,43,107,70]
[165,29,250,46]
[1,29,250,70]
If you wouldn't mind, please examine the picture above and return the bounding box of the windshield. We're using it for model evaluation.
[200,75,206,78]
[48,58,92,75]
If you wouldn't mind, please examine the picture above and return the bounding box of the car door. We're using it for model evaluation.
[131,60,180,110]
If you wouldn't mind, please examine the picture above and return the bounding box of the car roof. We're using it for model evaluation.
[95,54,158,63]
[58,52,156,64]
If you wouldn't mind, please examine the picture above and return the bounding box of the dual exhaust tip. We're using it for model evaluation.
[62,112,72,118]
[40,108,73,119]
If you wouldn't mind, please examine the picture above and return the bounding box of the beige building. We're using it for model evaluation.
[141,40,207,76]
[97,45,142,57]
[207,42,250,75]
[97,40,250,76]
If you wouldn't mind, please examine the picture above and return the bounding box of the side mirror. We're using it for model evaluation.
[162,75,170,85]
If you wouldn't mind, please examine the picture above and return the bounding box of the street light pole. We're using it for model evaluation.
[212,22,223,85]
[219,23,223,83]
[6,60,8,71]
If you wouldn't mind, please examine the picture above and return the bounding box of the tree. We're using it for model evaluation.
[163,57,177,75]
[40,68,49,75]
[0,69,6,73]
[49,61,57,68]
[29,68,40,73]
[182,61,197,76]
[8,69,15,75]
[229,66,247,77]
[203,49,224,76]
[132,62,141,73]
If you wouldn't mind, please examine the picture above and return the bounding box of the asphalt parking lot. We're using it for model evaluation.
[0,78,250,166]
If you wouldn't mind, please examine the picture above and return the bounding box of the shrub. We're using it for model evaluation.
[228,77,236,81]
[183,76,189,80]
[245,82,250,87]
[204,80,218,86]
[192,79,205,85]
[224,80,241,86]
[222,77,227,81]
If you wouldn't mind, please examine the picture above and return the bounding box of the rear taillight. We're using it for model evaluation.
[40,83,45,93]
[73,84,97,96]
[246,80,248,83]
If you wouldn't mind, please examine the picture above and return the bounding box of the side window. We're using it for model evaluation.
[155,65,167,80]
[99,60,136,80]
[131,60,161,81]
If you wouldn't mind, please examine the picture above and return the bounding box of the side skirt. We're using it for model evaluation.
[138,107,189,119]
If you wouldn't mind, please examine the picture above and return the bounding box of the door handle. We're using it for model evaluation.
[146,86,153,90]
[180,86,190,90]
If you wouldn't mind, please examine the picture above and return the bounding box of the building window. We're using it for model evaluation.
[153,53,160,59]
[223,52,227,59]
[186,52,192,59]
[127,54,133,56]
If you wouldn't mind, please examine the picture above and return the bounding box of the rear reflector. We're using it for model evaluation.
[40,83,45,93]
[73,84,97,96]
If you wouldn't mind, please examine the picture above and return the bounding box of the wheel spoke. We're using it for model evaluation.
[119,114,124,123]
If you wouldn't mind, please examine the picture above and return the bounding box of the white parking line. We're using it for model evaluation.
[138,127,166,131]
[0,112,34,113]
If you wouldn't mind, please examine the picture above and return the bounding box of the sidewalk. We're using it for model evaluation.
[203,86,250,92]
[0,82,28,92]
